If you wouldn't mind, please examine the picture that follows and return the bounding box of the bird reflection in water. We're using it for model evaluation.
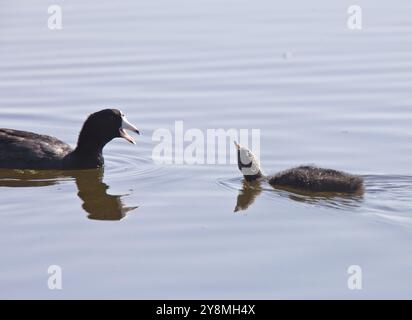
[234,179,363,212]
[0,168,137,221]
[234,180,262,212]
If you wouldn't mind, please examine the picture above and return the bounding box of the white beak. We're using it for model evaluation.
[119,115,140,145]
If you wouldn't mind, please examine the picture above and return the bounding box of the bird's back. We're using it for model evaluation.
[268,165,363,193]
[0,129,73,169]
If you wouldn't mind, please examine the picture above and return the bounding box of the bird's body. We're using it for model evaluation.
[267,165,363,193]
[0,129,72,169]
[234,142,364,194]
[0,109,139,170]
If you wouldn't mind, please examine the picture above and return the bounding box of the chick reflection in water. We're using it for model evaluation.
[234,178,363,212]
[234,180,263,212]
[0,169,137,221]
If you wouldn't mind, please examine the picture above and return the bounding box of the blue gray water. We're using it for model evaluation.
[1,0,412,299]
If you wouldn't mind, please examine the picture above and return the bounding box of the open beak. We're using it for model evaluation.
[119,116,140,145]
[234,141,240,150]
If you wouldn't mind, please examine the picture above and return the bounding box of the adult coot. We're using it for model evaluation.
[234,141,363,193]
[0,109,140,170]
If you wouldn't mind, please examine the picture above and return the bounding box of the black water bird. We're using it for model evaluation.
[0,109,140,170]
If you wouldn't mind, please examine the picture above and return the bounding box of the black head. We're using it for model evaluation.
[76,109,140,153]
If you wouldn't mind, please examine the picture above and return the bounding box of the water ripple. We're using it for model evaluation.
[105,154,162,181]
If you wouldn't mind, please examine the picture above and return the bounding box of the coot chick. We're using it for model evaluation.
[234,141,363,193]
[0,109,140,170]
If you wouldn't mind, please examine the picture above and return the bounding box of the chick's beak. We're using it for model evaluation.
[234,141,240,150]
[120,116,140,145]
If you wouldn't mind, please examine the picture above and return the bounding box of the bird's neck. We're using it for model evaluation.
[68,148,104,169]
[74,126,112,157]
[244,171,264,182]
[75,139,104,155]
[69,136,106,168]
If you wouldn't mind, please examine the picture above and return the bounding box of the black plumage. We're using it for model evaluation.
[0,129,72,169]
[268,165,363,193]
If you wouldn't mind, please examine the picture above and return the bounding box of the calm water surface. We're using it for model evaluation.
[1,0,412,298]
